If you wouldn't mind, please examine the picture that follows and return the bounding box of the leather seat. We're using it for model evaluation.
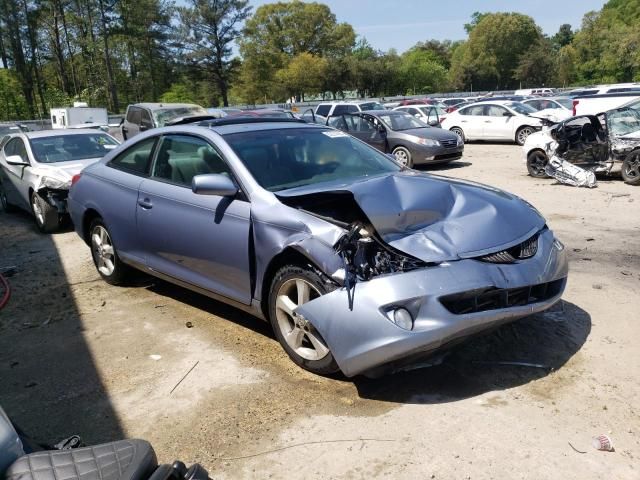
[5,439,157,480]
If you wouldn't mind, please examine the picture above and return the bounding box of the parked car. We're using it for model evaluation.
[314,100,386,118]
[438,97,469,107]
[515,88,557,96]
[441,101,543,145]
[521,97,574,123]
[398,98,444,107]
[0,130,120,232]
[121,103,208,140]
[226,109,296,119]
[68,117,567,377]
[327,110,463,167]
[393,104,448,127]
[523,105,640,185]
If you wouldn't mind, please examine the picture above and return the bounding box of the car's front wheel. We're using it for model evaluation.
[621,150,640,186]
[450,127,465,142]
[516,126,535,146]
[527,150,549,178]
[31,191,60,233]
[392,146,413,168]
[268,265,339,375]
[89,218,130,285]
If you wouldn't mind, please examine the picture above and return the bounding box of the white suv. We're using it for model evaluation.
[314,101,386,117]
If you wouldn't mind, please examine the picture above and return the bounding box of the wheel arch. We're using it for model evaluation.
[82,208,103,246]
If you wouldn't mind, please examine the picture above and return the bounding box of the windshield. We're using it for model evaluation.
[506,102,538,115]
[378,113,428,131]
[359,102,385,111]
[29,133,119,163]
[608,108,640,136]
[224,128,401,192]
[154,106,207,127]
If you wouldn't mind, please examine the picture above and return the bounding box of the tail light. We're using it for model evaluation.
[572,100,579,116]
[71,173,82,186]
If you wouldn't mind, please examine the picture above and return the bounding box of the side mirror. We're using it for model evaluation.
[192,174,238,197]
[428,119,439,126]
[414,113,421,118]
[5,155,29,166]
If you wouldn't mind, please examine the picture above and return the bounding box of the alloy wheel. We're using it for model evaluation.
[393,149,409,166]
[517,127,534,145]
[624,152,640,180]
[91,225,116,276]
[31,194,44,226]
[274,278,329,361]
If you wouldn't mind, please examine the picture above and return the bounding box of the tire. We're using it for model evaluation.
[31,191,60,233]
[527,150,549,178]
[450,127,465,142]
[392,146,413,168]
[0,182,16,213]
[516,126,535,146]
[89,218,130,285]
[621,150,640,186]
[268,265,339,375]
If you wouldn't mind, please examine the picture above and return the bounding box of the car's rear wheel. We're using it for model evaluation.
[516,126,535,146]
[450,127,465,142]
[392,146,413,168]
[89,218,130,285]
[31,191,60,233]
[621,151,640,186]
[527,150,549,178]
[0,182,16,213]
[268,265,339,375]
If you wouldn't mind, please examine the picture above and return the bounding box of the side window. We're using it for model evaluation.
[127,107,141,124]
[315,105,331,116]
[333,105,358,115]
[140,109,153,128]
[486,105,509,117]
[464,105,485,116]
[526,100,540,110]
[109,137,156,175]
[151,135,231,187]
[407,108,420,116]
[4,138,17,157]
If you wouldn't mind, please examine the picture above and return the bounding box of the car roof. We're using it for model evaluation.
[22,129,113,139]
[205,120,324,135]
[129,103,203,110]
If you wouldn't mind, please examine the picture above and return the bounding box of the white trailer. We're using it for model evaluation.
[50,105,108,129]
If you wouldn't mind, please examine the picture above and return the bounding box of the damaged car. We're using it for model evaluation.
[524,103,640,185]
[0,130,120,232]
[68,118,568,377]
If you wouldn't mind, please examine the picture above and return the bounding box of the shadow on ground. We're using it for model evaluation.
[0,210,124,446]
[353,300,590,404]
[416,160,472,172]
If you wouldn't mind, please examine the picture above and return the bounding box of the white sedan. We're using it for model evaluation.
[521,97,574,123]
[393,105,448,127]
[440,101,543,145]
[0,129,120,232]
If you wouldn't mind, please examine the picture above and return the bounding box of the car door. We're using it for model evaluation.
[136,133,252,304]
[483,105,515,139]
[457,105,485,139]
[343,115,387,152]
[0,137,32,209]
[122,107,141,139]
[140,108,154,132]
[558,116,609,167]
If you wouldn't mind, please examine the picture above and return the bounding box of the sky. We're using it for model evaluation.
[248,0,608,52]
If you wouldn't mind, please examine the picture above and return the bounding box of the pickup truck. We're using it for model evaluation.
[572,92,640,116]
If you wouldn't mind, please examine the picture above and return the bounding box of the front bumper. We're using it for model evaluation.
[297,228,568,377]
[411,143,464,165]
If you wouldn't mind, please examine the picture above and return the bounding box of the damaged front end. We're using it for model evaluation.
[34,175,72,213]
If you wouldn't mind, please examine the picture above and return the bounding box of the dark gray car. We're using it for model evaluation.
[328,110,464,167]
[121,103,208,140]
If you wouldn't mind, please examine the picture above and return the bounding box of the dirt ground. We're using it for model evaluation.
[1,143,639,479]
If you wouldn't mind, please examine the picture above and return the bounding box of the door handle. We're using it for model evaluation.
[137,198,153,209]
[484,120,492,123]
[461,120,467,123]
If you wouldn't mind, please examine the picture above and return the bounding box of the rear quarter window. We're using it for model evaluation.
[315,105,331,116]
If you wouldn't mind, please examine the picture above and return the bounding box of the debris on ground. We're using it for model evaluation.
[593,434,614,452]
[545,154,597,187]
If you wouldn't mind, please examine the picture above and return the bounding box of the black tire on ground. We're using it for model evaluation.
[30,191,60,233]
[0,182,16,213]
[450,127,465,142]
[268,265,340,375]
[621,150,640,186]
[527,150,549,178]
[516,126,535,146]
[89,217,130,285]
[392,146,413,168]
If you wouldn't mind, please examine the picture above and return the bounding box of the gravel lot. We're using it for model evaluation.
[1,143,638,479]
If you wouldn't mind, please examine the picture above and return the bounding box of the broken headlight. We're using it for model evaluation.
[41,176,71,190]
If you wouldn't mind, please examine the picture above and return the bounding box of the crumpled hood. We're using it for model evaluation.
[279,171,545,263]
[32,158,101,189]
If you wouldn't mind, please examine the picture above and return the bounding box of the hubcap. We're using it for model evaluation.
[452,128,463,140]
[275,278,329,361]
[530,153,547,175]
[394,149,409,166]
[625,154,640,179]
[518,128,533,144]
[91,226,116,276]
[31,195,44,225]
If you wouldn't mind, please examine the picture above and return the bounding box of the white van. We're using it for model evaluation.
[314,100,386,117]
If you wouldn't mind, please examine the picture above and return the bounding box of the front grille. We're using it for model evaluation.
[434,152,463,161]
[440,279,564,315]
[440,139,458,148]
[479,234,539,264]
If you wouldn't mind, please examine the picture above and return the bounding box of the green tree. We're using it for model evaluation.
[275,53,328,101]
[177,0,252,106]
[556,44,578,87]
[513,38,556,88]
[552,24,574,50]
[399,48,447,94]
[464,11,489,34]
